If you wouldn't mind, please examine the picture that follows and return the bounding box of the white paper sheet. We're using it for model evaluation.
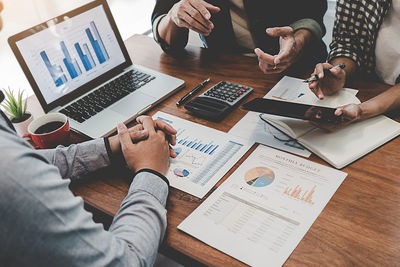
[265,76,359,106]
[178,145,347,266]
[229,111,312,157]
[153,112,252,198]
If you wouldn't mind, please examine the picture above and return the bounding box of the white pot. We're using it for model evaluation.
[12,113,33,137]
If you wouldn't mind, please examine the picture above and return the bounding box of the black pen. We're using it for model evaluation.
[303,63,346,83]
[176,78,210,106]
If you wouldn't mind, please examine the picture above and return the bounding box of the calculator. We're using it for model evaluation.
[184,81,253,121]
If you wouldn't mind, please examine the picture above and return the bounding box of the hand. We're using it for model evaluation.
[167,0,220,36]
[254,27,303,74]
[309,104,362,132]
[308,63,346,99]
[117,118,171,175]
[108,116,178,158]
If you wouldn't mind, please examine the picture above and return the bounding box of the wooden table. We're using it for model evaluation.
[29,35,400,266]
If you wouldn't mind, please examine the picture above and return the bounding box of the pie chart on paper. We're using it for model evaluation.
[244,167,275,187]
[174,168,190,177]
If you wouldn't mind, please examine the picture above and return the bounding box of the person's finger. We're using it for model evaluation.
[266,26,293,37]
[315,63,326,79]
[154,119,177,145]
[190,0,214,23]
[181,11,210,33]
[136,116,156,134]
[0,1,3,12]
[117,123,133,150]
[177,17,210,35]
[316,85,325,99]
[170,146,177,158]
[198,0,220,14]
[335,108,343,116]
[128,124,148,141]
[254,48,275,64]
[154,119,177,135]
[185,4,212,30]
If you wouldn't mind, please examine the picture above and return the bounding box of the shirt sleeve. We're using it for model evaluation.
[151,0,189,53]
[290,18,323,40]
[0,139,169,267]
[35,138,111,180]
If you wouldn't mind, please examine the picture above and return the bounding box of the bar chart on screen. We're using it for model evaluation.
[15,5,125,103]
[40,21,110,87]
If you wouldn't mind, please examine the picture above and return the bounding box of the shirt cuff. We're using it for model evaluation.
[103,137,126,166]
[152,14,167,44]
[152,14,188,53]
[131,170,169,207]
[290,18,323,40]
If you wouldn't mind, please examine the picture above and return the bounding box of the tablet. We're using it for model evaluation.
[241,98,342,123]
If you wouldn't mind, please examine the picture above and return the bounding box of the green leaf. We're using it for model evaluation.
[1,87,28,120]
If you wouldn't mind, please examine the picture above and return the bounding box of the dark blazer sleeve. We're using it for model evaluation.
[151,0,189,53]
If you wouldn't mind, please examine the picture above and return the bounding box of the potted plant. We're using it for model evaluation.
[1,88,33,136]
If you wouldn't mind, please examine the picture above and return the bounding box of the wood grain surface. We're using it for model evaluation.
[30,35,400,266]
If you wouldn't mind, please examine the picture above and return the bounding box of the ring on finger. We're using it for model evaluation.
[273,64,277,70]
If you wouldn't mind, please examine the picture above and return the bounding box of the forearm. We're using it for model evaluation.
[359,84,400,120]
[109,170,169,265]
[329,57,358,80]
[157,13,189,47]
[294,29,313,51]
[36,138,110,180]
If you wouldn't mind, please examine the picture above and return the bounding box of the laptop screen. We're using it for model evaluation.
[9,0,131,112]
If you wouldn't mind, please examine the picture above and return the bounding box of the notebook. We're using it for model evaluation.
[8,0,184,138]
[261,77,400,169]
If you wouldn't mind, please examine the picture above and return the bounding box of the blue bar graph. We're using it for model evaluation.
[40,51,67,87]
[176,129,219,155]
[84,44,96,68]
[61,41,82,79]
[86,21,109,64]
[75,43,96,71]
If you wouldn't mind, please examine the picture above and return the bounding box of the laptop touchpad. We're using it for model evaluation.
[110,92,155,116]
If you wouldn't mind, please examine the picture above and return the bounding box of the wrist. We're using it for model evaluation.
[294,29,312,50]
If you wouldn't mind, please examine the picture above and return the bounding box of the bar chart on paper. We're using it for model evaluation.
[155,112,252,198]
[173,128,244,185]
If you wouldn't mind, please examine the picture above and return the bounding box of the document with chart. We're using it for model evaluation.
[178,145,347,266]
[154,112,252,198]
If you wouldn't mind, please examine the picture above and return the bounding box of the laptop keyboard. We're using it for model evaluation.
[59,69,155,123]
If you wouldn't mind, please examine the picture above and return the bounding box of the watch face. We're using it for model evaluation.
[0,90,4,104]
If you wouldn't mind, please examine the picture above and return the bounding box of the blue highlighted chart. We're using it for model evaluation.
[41,21,110,87]
[176,129,219,155]
[245,167,275,187]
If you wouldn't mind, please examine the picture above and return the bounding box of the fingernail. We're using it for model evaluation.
[205,13,211,19]
[319,94,324,99]
[319,73,323,79]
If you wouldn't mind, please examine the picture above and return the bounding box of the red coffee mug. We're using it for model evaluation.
[23,113,70,149]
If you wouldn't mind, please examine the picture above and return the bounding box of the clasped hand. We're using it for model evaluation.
[109,116,177,175]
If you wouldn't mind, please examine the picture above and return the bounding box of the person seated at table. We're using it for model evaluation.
[308,0,400,131]
[151,0,328,74]
[0,5,177,262]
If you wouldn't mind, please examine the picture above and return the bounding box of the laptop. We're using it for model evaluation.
[8,0,184,138]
